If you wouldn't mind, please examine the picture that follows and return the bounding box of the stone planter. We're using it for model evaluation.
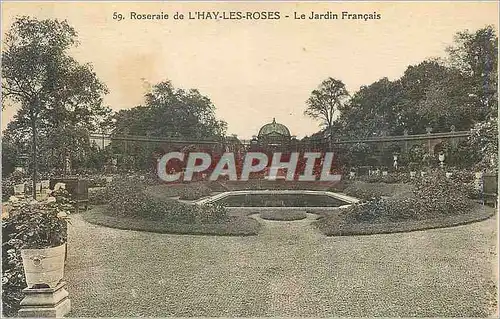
[18,281,71,317]
[40,180,50,189]
[14,183,25,196]
[21,243,66,289]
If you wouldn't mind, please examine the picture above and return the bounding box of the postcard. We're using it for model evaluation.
[1,1,498,318]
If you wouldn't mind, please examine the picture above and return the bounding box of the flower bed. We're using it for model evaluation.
[221,180,338,191]
[356,172,411,184]
[145,182,214,200]
[88,187,108,205]
[314,174,494,236]
[86,176,108,188]
[83,177,260,236]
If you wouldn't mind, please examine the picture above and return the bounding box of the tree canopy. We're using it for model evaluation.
[307,26,498,140]
[2,16,110,180]
[110,80,228,171]
[304,26,497,170]
[304,77,350,147]
[113,81,227,139]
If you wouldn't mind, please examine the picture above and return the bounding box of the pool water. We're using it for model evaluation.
[215,193,349,207]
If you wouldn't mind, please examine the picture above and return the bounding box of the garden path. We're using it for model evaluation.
[65,210,497,317]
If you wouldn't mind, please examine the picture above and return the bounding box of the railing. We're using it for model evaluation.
[332,131,470,144]
[90,130,471,146]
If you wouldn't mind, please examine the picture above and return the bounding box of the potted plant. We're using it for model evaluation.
[4,188,72,289]
[381,167,389,176]
[409,162,418,178]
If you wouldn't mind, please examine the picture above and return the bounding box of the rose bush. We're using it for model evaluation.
[316,173,477,237]
[343,174,473,224]
[356,172,412,184]
[343,181,412,201]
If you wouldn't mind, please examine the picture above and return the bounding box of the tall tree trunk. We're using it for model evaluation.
[327,118,333,152]
[31,109,37,199]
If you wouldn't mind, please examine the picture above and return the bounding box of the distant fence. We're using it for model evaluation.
[89,130,471,149]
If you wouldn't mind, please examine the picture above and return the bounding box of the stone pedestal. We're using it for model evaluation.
[18,281,71,318]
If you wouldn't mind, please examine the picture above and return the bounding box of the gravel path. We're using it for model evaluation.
[65,211,497,317]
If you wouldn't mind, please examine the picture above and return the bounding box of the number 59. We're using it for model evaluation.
[113,12,124,21]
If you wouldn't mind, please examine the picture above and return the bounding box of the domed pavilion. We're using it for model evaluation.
[256,118,293,150]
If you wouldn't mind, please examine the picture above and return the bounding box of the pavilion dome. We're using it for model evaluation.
[258,118,291,138]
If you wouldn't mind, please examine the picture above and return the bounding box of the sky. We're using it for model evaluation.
[1,1,499,139]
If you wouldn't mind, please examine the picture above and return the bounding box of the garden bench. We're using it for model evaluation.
[49,178,89,212]
[482,173,498,208]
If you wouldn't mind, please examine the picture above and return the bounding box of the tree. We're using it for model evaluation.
[346,142,372,167]
[412,64,476,132]
[111,80,227,171]
[446,25,498,119]
[1,138,19,177]
[114,81,226,139]
[2,17,109,194]
[395,60,463,134]
[305,77,350,149]
[467,117,498,170]
[337,77,402,137]
[305,26,497,170]
[337,59,487,137]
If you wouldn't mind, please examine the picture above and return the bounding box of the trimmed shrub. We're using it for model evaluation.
[178,183,212,200]
[86,177,107,188]
[144,181,214,200]
[88,188,108,205]
[356,173,411,184]
[343,181,411,201]
[260,210,307,221]
[412,169,480,199]
[105,178,155,219]
[355,175,472,223]
[104,177,228,224]
[2,183,14,202]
